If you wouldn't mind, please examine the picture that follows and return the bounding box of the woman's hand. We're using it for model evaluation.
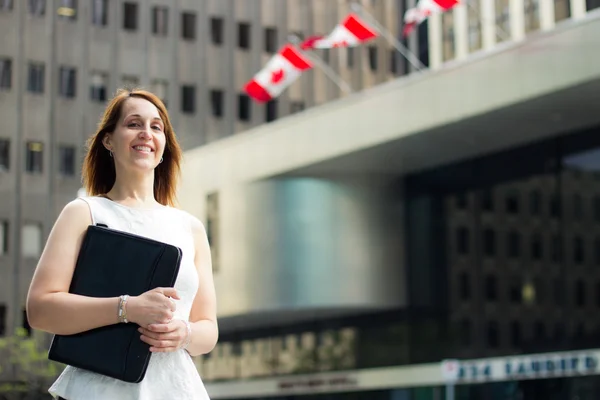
[126,287,179,328]
[139,319,189,352]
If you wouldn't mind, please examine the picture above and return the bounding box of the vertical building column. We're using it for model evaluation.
[480,0,496,50]
[509,0,525,41]
[539,0,556,30]
[453,4,469,60]
[571,0,587,19]
[427,13,443,69]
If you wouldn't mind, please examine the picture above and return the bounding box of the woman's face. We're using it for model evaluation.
[103,97,166,172]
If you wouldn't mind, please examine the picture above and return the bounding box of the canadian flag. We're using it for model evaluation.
[403,0,460,37]
[244,44,313,103]
[300,13,378,50]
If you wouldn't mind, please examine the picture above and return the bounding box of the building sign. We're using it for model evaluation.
[443,351,600,384]
[277,374,359,393]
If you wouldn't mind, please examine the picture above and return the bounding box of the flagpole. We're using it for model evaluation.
[288,35,353,95]
[350,2,426,71]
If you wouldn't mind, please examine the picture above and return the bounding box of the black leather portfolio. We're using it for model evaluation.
[48,224,182,383]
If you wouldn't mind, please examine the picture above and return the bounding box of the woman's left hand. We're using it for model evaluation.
[139,320,189,352]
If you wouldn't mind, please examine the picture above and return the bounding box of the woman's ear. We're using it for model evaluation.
[102,133,112,152]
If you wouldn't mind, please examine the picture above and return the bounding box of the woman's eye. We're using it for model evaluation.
[152,125,162,131]
[128,122,140,127]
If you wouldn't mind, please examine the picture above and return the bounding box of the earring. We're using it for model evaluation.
[159,157,163,164]
[109,150,113,158]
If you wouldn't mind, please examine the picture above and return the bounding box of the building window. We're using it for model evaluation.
[486,321,499,348]
[122,75,139,89]
[22,223,42,258]
[0,220,8,255]
[575,280,586,307]
[58,145,76,176]
[264,27,277,53]
[389,49,398,75]
[0,138,9,172]
[553,0,571,20]
[150,79,168,106]
[25,141,43,174]
[27,62,45,93]
[485,275,497,301]
[368,46,378,71]
[588,0,600,10]
[509,277,521,303]
[574,236,584,264]
[510,321,521,347]
[458,272,470,300]
[58,66,76,98]
[181,85,195,114]
[467,0,482,52]
[524,0,540,33]
[92,0,108,26]
[481,188,493,211]
[441,11,455,61]
[456,227,469,255]
[483,228,495,257]
[210,89,224,118]
[238,22,251,49]
[211,17,224,45]
[531,233,542,261]
[0,0,13,11]
[266,100,277,122]
[238,94,250,121]
[290,101,305,114]
[505,190,519,214]
[57,0,76,20]
[152,6,168,36]
[28,0,45,16]
[495,0,510,42]
[507,231,520,258]
[206,193,219,273]
[530,190,541,215]
[554,278,566,306]
[181,12,196,40]
[347,47,354,68]
[90,72,107,102]
[0,304,5,335]
[0,58,11,89]
[459,319,471,346]
[123,2,138,31]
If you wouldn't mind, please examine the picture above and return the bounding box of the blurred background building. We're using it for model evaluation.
[2,0,600,399]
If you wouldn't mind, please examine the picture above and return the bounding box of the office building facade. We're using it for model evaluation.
[177,1,600,399]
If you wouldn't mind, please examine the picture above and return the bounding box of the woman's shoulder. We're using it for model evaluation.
[169,208,206,237]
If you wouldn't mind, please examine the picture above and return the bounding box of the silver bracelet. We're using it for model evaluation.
[118,295,130,323]
[181,320,192,349]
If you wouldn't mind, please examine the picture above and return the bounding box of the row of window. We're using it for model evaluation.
[0,139,76,176]
[0,220,43,258]
[457,272,598,308]
[455,226,600,264]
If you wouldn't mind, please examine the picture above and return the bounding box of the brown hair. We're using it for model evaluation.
[82,88,182,206]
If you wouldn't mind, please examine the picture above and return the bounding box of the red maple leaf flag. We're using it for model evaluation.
[403,0,460,37]
[300,13,378,50]
[244,45,313,103]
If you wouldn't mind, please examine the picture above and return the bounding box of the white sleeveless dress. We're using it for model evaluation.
[48,196,211,400]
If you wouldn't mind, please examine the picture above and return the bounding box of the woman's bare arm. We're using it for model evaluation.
[26,200,122,335]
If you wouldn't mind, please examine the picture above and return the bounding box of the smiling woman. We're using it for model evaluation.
[25,88,218,400]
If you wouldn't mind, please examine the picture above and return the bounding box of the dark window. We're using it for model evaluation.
[290,102,305,114]
[456,227,469,255]
[551,234,561,262]
[485,275,497,301]
[550,193,560,217]
[575,280,586,307]
[58,145,76,176]
[28,0,45,15]
[458,272,470,300]
[0,138,9,172]
[238,22,251,49]
[58,66,76,98]
[0,0,13,11]
[510,321,521,347]
[25,141,43,173]
[211,18,224,45]
[507,230,520,258]
[506,190,519,214]
[574,236,584,264]
[264,27,277,53]
[210,89,223,118]
[123,2,138,31]
[573,194,583,220]
[0,58,11,89]
[554,278,566,306]
[486,321,499,348]
[27,62,45,93]
[266,100,277,122]
[509,277,521,303]
[0,304,5,335]
[390,49,398,74]
[90,72,107,102]
[459,319,471,346]
[368,46,378,71]
[152,6,168,36]
[530,189,541,215]
[91,0,108,26]
[0,220,8,255]
[483,228,495,257]
[481,188,493,211]
[181,85,195,114]
[57,0,76,20]
[181,12,196,40]
[531,233,542,261]
[238,94,250,121]
[588,0,600,10]
[347,47,354,68]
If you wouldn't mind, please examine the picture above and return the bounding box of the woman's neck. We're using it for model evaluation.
[106,170,158,208]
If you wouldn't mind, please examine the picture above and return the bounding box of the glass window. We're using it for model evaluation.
[206,192,219,273]
[507,230,520,258]
[58,145,76,176]
[265,100,277,122]
[264,27,277,53]
[368,46,378,71]
[92,0,108,26]
[531,233,542,260]
[181,12,196,40]
[211,17,224,45]
[290,101,305,114]
[27,62,45,93]
[238,22,250,49]
[25,141,43,174]
[150,79,168,106]
[485,275,497,301]
[0,58,12,89]
[238,94,250,121]
[22,223,42,257]
[90,72,107,102]
[0,305,5,336]
[58,66,76,98]
[524,0,540,32]
[57,0,76,20]
[483,228,496,256]
[0,138,9,172]
[210,89,224,118]
[495,0,510,43]
[441,11,455,61]
[0,220,8,255]
[181,85,195,114]
[29,0,45,16]
[467,0,482,52]
[152,6,168,36]
[0,0,13,11]
[486,321,499,348]
[123,2,138,31]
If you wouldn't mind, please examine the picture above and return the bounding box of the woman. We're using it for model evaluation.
[26,89,218,400]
